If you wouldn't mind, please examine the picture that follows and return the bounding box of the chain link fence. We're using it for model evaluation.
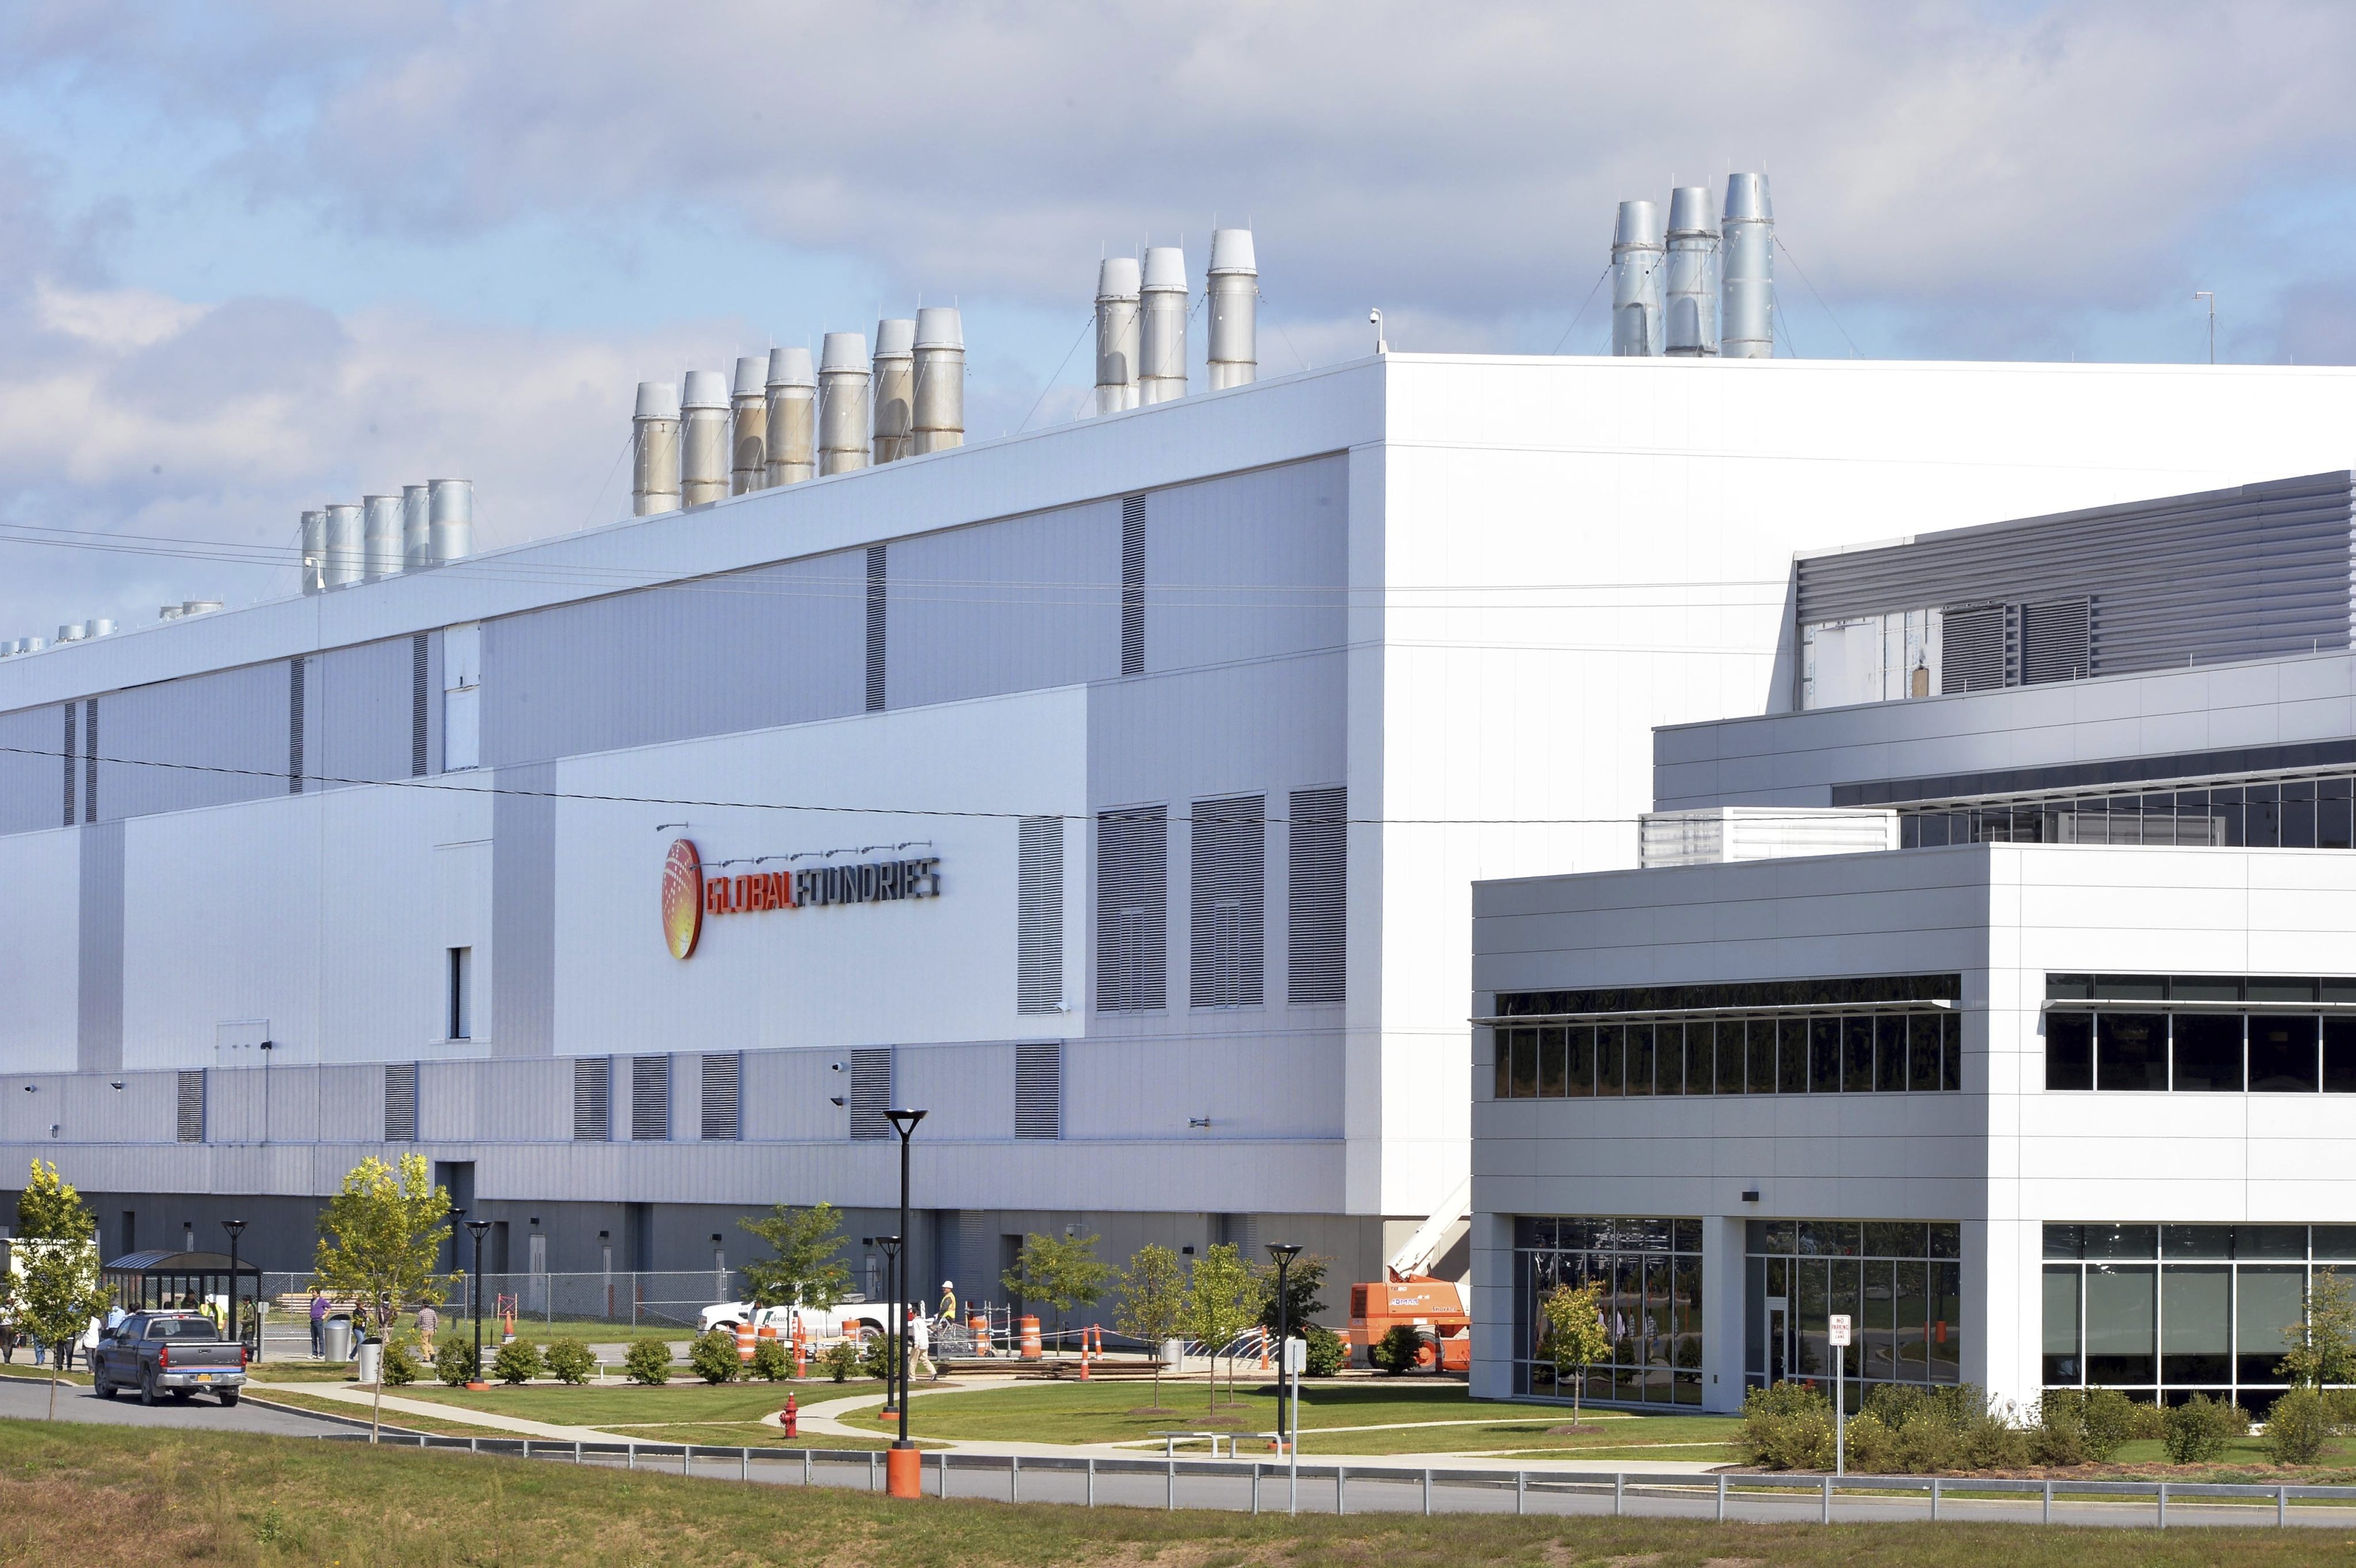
[253,1269,746,1350]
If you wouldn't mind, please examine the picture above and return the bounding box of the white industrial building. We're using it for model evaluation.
[7,189,2356,1311]
[1471,471,2356,1416]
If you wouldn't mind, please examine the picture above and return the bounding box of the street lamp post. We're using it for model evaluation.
[220,1221,248,1360]
[870,1236,902,1416]
[1265,1242,1301,1446]
[465,1219,491,1390]
[882,1107,927,1497]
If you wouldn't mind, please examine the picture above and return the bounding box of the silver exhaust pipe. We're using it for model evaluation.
[402,485,431,569]
[1720,173,1774,359]
[429,479,474,563]
[364,494,404,579]
[1665,187,1719,357]
[871,318,916,464]
[730,357,767,494]
[764,347,816,485]
[817,332,870,475]
[911,307,965,453]
[1207,228,1257,389]
[323,503,365,587]
[1610,200,1663,356]
[680,370,730,505]
[1094,257,1141,414]
[299,509,326,595]
[1139,246,1188,404]
[632,381,682,515]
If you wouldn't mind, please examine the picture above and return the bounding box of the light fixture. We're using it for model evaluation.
[1741,1189,1761,1203]
[109,1081,124,1091]
[829,1095,846,1108]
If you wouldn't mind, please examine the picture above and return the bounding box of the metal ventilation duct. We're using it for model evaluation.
[730,357,767,494]
[872,318,916,464]
[58,623,86,642]
[20,637,43,652]
[1207,228,1257,389]
[1664,187,1720,357]
[1720,172,1774,359]
[402,485,431,569]
[1138,246,1189,404]
[632,381,682,515]
[429,479,474,562]
[90,618,117,637]
[680,370,730,505]
[1093,257,1141,415]
[764,347,816,485]
[323,503,365,587]
[911,307,965,454]
[364,494,404,579]
[299,508,327,595]
[817,332,871,476]
[182,600,221,615]
[156,608,182,622]
[1610,200,1664,357]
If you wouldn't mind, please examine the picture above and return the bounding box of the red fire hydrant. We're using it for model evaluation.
[782,1393,798,1438]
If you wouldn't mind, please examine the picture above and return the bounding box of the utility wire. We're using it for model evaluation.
[1774,235,1862,360]
[1015,314,1096,435]
[1552,264,1613,356]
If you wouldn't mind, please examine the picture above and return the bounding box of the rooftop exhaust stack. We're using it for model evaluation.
[429,479,474,563]
[871,318,916,464]
[764,347,816,485]
[324,503,365,587]
[58,623,86,643]
[1610,200,1664,356]
[1206,228,1257,389]
[910,307,965,454]
[1664,187,1720,357]
[817,333,871,476]
[730,357,767,494]
[1138,246,1188,404]
[156,608,182,622]
[1720,172,1774,359]
[680,370,730,505]
[299,509,327,595]
[633,381,682,515]
[1093,257,1141,414]
[364,494,404,580]
[182,600,221,616]
[90,618,117,637]
[402,485,431,569]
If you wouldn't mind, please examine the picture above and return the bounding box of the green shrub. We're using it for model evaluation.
[1302,1324,1347,1378]
[860,1331,904,1383]
[748,1337,792,1382]
[2080,1387,2139,1460]
[2265,1387,2332,1466]
[1741,1381,1835,1471]
[2127,1399,2168,1441]
[690,1329,741,1385]
[434,1340,479,1387]
[1841,1410,1899,1473]
[819,1340,860,1382]
[2033,1387,2135,1465]
[1369,1324,1425,1375]
[623,1338,673,1386]
[380,1334,420,1387]
[544,1338,595,1385]
[491,1338,544,1386]
[2163,1393,2245,1464]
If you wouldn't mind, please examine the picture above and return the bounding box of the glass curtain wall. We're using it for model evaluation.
[1902,773,2356,850]
[1745,1221,1963,1404]
[2042,974,2356,1094]
[1513,1217,1703,1406]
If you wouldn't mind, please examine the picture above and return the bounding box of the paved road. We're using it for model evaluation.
[0,1374,345,1436]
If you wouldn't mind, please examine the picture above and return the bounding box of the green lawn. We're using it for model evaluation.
[389,1376,891,1432]
[3,1421,2351,1567]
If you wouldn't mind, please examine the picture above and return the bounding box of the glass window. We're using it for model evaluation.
[2043,1223,2084,1260]
[2236,1267,2304,1385]
[1594,1024,1623,1097]
[1746,1020,1774,1093]
[1493,1033,1511,1099]
[1941,1012,1963,1091]
[1918,812,1950,848]
[1928,1260,1961,1382]
[2045,1012,2093,1091]
[2170,1012,2243,1092]
[2313,1227,2356,1260]
[1810,1016,1841,1093]
[1842,1016,1874,1093]
[2082,1224,2156,1260]
[1508,1028,1537,1098]
[2282,779,2317,848]
[2083,1264,2156,1384]
[2322,777,2354,851]
[1777,1018,1808,1094]
[2096,1013,2168,1091]
[2042,1267,2082,1385]
[2246,782,2282,848]
[1565,1026,1595,1095]
[2213,785,2246,846]
[2162,1266,2231,1385]
[1909,1013,1942,1091]
[1862,1257,1898,1381]
[1894,1259,1929,1380]
[2250,1015,2320,1092]
[1795,1257,1829,1379]
[1863,1221,1925,1258]
[1626,1023,1655,1097]
[1874,1015,1907,1092]
[1658,1022,1686,1096]
[2162,1225,2234,1259]
[1537,1027,1567,1097]
[2239,1226,2307,1260]
[2328,1020,2356,1093]
[1715,1022,1744,1095]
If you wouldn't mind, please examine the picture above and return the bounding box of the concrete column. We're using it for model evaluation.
[1703,1214,1749,1413]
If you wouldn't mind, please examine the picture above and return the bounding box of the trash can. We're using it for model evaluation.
[322,1315,354,1363]
[355,1340,383,1385]
[1161,1337,1187,1372]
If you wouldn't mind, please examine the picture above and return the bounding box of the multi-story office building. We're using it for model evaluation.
[1472,471,2356,1415]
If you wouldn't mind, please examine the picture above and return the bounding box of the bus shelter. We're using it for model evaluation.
[100,1250,263,1351]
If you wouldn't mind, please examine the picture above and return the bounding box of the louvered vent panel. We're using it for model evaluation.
[82,699,97,823]
[1190,794,1265,1008]
[175,1070,205,1143]
[631,1054,671,1141]
[1017,816,1065,1015]
[849,1046,893,1141]
[384,1062,418,1142]
[288,656,307,793]
[701,1052,741,1141]
[2022,597,2092,685]
[1120,496,1146,676]
[1940,603,2009,693]
[572,1057,611,1141]
[1095,806,1166,1012]
[61,703,75,826]
[410,632,431,776]
[865,545,888,712]
[1015,1042,1062,1139]
[1288,786,1347,1005]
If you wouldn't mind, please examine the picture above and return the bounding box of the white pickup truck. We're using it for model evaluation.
[696,1297,931,1355]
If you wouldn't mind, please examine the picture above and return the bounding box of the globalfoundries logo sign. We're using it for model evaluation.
[660,837,944,960]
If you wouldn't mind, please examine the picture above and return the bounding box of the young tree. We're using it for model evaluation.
[313,1153,453,1441]
[1111,1244,1187,1411]
[14,1161,109,1420]
[1183,1243,1257,1412]
[1540,1280,1615,1426]
[1250,1252,1333,1332]
[2279,1268,2356,1388]
[1001,1231,1115,1336]
[737,1202,852,1320]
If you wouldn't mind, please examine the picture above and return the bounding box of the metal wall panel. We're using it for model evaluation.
[1095,806,1166,1011]
[1015,1042,1061,1138]
[315,1065,380,1143]
[1190,794,1264,1008]
[1141,456,1349,674]
[886,500,1123,710]
[1797,471,2356,679]
[491,760,556,1057]
[76,820,124,1073]
[480,552,867,767]
[314,636,415,790]
[1016,816,1065,1014]
[1287,786,1347,1005]
[700,1053,740,1141]
[90,660,289,823]
[384,1062,418,1141]
[0,703,59,835]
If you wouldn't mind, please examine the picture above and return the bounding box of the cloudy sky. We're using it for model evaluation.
[2,0,2353,634]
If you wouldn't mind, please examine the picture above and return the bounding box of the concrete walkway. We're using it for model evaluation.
[294,1384,647,1443]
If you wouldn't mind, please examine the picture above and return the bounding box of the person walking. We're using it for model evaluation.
[415,1303,439,1356]
[309,1290,330,1359]
[938,1280,958,1323]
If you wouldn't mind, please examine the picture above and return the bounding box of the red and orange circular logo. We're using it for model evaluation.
[661,839,703,959]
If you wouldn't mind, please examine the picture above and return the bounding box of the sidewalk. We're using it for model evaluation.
[290,1385,644,1443]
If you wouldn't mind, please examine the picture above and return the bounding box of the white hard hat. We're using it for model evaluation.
[942,1280,954,1289]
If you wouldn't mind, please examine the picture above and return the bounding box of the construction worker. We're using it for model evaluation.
[938,1280,958,1322]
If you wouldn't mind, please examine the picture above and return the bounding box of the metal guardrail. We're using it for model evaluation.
[312,1431,2356,1529]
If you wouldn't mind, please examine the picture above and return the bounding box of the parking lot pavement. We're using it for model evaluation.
[0,1373,346,1436]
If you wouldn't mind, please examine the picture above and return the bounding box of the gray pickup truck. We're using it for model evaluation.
[90,1311,247,1406]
